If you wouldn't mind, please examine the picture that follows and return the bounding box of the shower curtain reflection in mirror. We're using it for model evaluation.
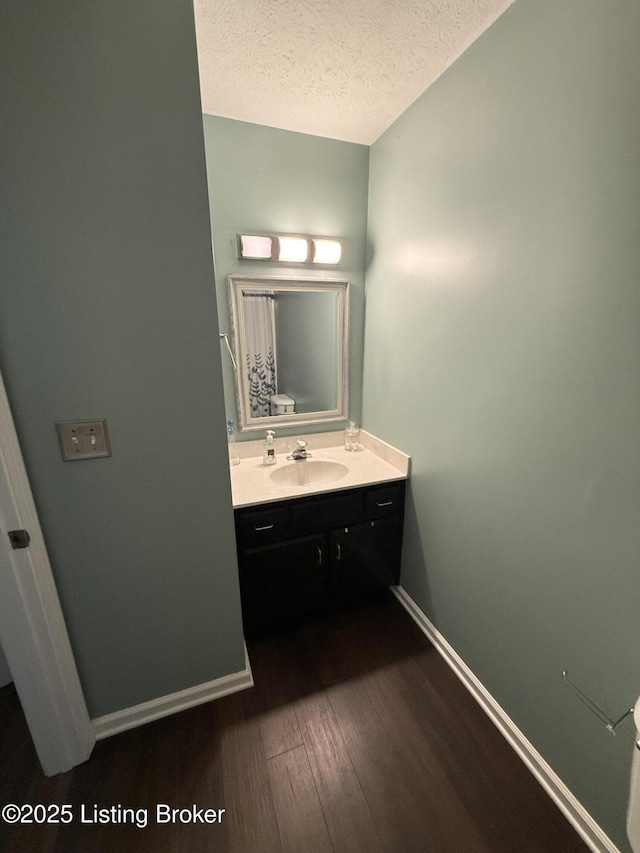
[243,294,277,418]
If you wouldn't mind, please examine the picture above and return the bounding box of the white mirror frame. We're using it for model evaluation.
[228,274,350,432]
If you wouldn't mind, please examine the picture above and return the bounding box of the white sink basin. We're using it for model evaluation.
[270,459,349,487]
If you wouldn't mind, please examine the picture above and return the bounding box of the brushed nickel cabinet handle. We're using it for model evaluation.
[254,523,274,531]
[376,500,393,507]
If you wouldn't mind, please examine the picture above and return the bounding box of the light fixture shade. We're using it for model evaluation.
[239,234,273,259]
[277,236,309,263]
[312,239,342,264]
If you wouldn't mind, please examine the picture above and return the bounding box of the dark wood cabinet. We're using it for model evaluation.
[234,481,405,633]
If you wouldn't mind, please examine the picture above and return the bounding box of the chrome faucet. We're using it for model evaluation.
[287,439,312,460]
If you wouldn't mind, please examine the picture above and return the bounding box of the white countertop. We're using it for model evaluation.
[229,430,410,508]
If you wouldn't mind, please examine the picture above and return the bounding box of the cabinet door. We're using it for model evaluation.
[239,534,325,633]
[329,516,401,606]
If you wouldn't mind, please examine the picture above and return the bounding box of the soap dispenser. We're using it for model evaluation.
[263,430,277,465]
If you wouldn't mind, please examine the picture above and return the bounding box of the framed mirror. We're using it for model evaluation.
[228,275,350,432]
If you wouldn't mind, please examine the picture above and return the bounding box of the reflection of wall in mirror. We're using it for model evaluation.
[275,292,338,414]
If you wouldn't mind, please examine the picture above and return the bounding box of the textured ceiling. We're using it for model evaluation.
[193,0,515,144]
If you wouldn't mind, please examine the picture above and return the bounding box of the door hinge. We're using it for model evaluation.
[8,529,30,550]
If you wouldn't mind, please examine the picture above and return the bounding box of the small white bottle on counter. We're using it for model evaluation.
[263,430,277,465]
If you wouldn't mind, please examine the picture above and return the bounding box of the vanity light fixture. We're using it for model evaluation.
[237,233,342,265]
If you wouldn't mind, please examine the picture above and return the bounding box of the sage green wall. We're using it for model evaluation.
[0,2,245,717]
[363,0,640,847]
[201,115,369,437]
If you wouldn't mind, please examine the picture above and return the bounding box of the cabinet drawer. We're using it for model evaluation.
[290,490,364,533]
[237,505,290,548]
[365,483,404,519]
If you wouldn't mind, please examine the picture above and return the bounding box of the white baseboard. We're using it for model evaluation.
[391,586,620,853]
[93,645,253,741]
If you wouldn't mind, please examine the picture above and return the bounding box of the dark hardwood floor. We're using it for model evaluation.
[1,593,589,852]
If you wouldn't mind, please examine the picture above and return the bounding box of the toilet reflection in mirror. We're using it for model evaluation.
[228,275,349,432]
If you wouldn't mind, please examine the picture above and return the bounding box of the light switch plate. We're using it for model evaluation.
[56,419,112,461]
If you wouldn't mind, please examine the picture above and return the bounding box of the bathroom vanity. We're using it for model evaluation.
[229,431,410,634]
